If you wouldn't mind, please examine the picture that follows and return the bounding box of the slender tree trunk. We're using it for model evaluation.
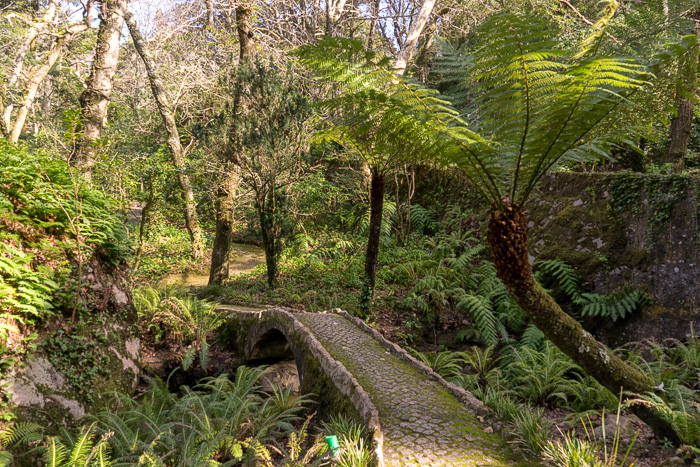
[207,2,253,283]
[2,0,58,137]
[125,10,205,260]
[133,177,155,272]
[9,22,88,143]
[206,0,215,29]
[665,17,699,173]
[487,205,681,444]
[76,0,128,179]
[259,189,278,288]
[236,5,255,62]
[363,169,385,302]
[208,166,241,286]
[367,0,380,50]
[392,0,437,75]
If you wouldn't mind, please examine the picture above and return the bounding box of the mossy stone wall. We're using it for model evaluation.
[528,172,700,345]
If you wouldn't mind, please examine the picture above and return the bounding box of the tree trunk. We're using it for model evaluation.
[2,0,58,138]
[487,205,681,444]
[209,3,254,283]
[206,0,215,29]
[133,177,155,272]
[259,189,278,288]
[125,10,205,260]
[665,17,699,173]
[9,22,88,143]
[367,0,380,50]
[236,5,255,62]
[76,0,128,179]
[392,0,437,75]
[363,169,385,302]
[208,166,241,286]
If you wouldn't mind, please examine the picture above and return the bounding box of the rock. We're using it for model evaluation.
[3,312,140,425]
[593,414,635,440]
[260,360,300,393]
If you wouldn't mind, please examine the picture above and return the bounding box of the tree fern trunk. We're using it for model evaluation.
[363,169,385,304]
[487,205,680,444]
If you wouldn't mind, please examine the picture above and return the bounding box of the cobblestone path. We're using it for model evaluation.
[295,312,514,467]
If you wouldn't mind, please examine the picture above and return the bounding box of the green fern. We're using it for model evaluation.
[506,343,584,407]
[0,422,43,447]
[0,422,43,466]
[456,294,501,346]
[578,288,649,322]
[520,324,545,351]
[536,259,583,301]
[408,204,436,234]
[536,259,649,321]
[408,348,463,382]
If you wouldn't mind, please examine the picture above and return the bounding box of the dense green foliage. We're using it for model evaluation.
[0,367,374,466]
[0,140,128,391]
[1,0,700,465]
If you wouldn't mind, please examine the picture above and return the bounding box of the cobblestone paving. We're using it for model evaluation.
[296,312,513,467]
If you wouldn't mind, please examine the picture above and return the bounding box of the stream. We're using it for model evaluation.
[160,243,265,289]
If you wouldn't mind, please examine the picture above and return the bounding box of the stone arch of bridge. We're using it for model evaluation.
[245,320,306,385]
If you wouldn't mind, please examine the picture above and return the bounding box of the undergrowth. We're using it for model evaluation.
[0,367,374,466]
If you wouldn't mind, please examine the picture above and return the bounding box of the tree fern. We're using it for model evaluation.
[302,15,653,212]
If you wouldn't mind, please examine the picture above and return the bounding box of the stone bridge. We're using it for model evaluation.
[223,306,529,467]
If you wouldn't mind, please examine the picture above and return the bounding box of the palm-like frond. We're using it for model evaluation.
[300,13,652,210]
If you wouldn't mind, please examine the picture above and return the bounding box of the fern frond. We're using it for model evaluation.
[535,259,582,301]
[457,294,499,346]
[0,422,43,448]
[578,287,649,321]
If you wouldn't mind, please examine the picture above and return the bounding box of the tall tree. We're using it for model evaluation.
[666,11,700,172]
[236,4,255,62]
[208,4,256,286]
[1,0,58,138]
[392,0,436,75]
[125,9,205,260]
[223,60,312,287]
[299,11,686,441]
[76,0,128,178]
